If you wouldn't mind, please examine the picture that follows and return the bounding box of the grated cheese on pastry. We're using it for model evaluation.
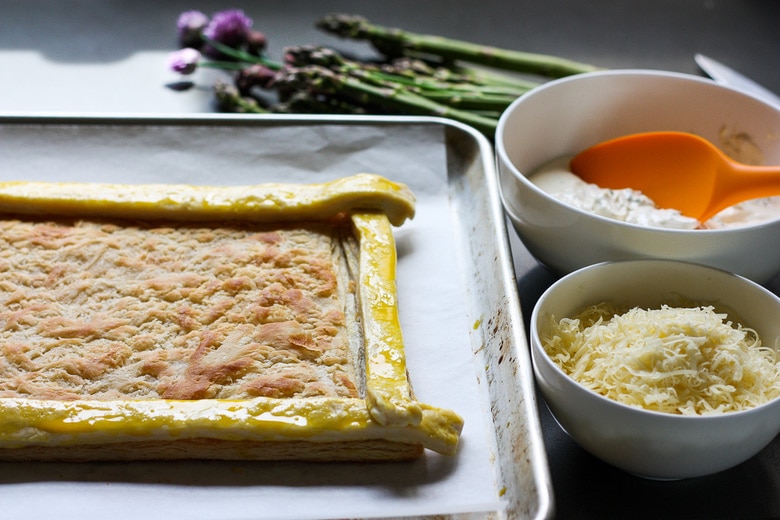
[0,218,358,402]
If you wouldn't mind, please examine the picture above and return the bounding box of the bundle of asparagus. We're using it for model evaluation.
[168,10,599,138]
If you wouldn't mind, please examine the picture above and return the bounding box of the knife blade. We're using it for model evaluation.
[695,53,780,107]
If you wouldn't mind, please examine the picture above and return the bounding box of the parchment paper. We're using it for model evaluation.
[0,119,503,519]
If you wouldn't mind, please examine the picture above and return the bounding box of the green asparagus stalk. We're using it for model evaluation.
[418,90,518,111]
[351,65,523,111]
[369,64,532,99]
[285,46,528,96]
[273,65,498,135]
[449,63,541,91]
[273,90,369,114]
[170,12,609,138]
[214,81,267,113]
[316,13,599,78]
[374,57,539,95]
[283,46,529,112]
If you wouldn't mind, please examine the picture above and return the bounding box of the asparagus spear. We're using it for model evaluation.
[284,46,527,112]
[371,61,533,100]
[316,13,599,78]
[273,65,499,135]
[214,81,267,113]
[382,57,540,94]
[273,90,370,114]
[172,12,605,137]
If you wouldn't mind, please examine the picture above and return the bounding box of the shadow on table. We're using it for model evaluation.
[0,446,462,491]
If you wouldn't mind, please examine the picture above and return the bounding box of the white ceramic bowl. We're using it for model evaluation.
[496,69,780,284]
[531,259,780,480]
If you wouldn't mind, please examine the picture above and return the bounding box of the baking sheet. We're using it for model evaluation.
[0,114,551,520]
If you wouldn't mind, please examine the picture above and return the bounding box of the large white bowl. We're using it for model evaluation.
[496,69,780,284]
[531,259,780,480]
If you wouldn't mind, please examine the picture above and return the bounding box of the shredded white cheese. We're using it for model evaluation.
[542,303,780,415]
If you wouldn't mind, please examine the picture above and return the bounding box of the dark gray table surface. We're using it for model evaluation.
[2,2,779,519]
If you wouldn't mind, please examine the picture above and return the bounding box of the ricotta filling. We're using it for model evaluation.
[529,157,780,230]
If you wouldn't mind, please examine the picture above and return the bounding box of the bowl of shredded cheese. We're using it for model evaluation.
[531,259,780,480]
[496,69,780,285]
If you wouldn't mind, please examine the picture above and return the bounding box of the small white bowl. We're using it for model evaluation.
[530,259,780,480]
[496,69,780,284]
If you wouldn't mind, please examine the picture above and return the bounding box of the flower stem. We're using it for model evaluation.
[202,36,280,70]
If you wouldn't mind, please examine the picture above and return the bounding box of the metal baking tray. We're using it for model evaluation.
[0,113,552,520]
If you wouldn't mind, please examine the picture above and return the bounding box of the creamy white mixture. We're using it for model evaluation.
[529,157,780,230]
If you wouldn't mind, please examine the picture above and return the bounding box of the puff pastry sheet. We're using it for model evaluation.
[0,174,463,461]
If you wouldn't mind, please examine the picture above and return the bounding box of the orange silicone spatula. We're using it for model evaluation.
[569,131,780,222]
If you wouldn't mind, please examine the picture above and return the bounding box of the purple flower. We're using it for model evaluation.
[176,10,209,48]
[167,48,201,75]
[203,9,253,49]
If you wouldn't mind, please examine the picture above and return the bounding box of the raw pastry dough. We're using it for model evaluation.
[0,174,463,461]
